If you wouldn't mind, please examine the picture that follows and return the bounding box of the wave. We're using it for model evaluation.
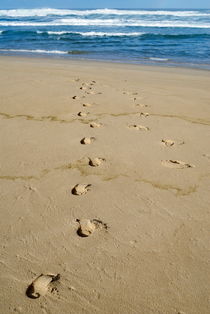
[0,48,89,55]
[1,30,210,40]
[0,48,68,54]
[37,31,145,36]
[0,19,210,28]
[0,8,209,17]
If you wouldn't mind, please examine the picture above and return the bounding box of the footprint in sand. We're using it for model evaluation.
[72,184,91,195]
[162,139,185,147]
[128,124,149,131]
[89,157,105,167]
[26,274,60,299]
[76,219,107,237]
[80,137,96,145]
[161,160,195,169]
[86,91,95,95]
[161,139,175,147]
[72,95,79,100]
[83,103,92,107]
[136,103,148,108]
[78,111,89,117]
[90,122,103,128]
[140,112,149,117]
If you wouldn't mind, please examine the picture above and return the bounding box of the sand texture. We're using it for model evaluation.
[0,56,210,314]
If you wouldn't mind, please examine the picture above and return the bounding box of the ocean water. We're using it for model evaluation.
[0,8,210,68]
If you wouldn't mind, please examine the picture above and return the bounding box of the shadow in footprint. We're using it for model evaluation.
[72,184,91,195]
[26,274,60,299]
[76,219,108,237]
[90,122,103,128]
[89,157,105,167]
[161,160,195,169]
[80,137,96,145]
[128,124,149,131]
[161,139,175,147]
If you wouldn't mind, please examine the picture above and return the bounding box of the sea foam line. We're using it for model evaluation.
[0,49,68,54]
[37,31,144,36]
[0,8,209,17]
[0,19,210,28]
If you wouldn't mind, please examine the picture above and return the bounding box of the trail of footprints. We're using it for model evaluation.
[26,78,195,300]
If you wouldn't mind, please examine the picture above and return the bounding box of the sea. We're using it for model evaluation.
[0,8,210,69]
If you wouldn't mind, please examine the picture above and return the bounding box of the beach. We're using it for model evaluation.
[0,55,210,313]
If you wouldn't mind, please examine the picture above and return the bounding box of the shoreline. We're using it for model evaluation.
[1,52,210,72]
[1,54,210,75]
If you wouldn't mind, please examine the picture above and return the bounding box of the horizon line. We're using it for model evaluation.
[0,7,209,10]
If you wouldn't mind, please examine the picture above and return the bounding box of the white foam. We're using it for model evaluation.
[37,30,144,36]
[79,31,144,36]
[0,49,68,54]
[0,19,209,28]
[149,57,169,61]
[0,8,209,17]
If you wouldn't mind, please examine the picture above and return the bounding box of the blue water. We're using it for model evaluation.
[0,8,210,68]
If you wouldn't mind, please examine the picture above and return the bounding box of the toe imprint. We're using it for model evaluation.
[161,160,195,169]
[26,274,60,299]
[128,124,149,131]
[162,139,175,147]
[90,122,103,128]
[72,184,91,195]
[89,157,105,167]
[76,219,107,237]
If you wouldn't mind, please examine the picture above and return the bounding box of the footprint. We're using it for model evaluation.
[78,111,89,117]
[72,96,79,100]
[128,124,149,131]
[136,104,148,108]
[90,122,103,128]
[161,139,175,147]
[80,137,96,145]
[89,157,105,167]
[86,91,96,95]
[161,160,195,169]
[76,219,107,237]
[26,274,60,299]
[72,184,91,195]
[83,103,92,107]
[140,112,149,117]
[80,86,87,90]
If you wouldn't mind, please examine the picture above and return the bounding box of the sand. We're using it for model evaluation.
[0,55,210,314]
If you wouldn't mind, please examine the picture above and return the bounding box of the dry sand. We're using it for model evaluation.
[0,56,210,314]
